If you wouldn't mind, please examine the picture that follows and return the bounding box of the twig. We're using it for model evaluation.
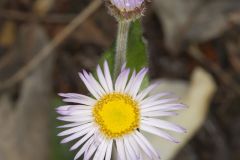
[188,45,240,95]
[0,0,102,92]
[0,9,76,24]
[0,51,15,71]
[229,10,240,25]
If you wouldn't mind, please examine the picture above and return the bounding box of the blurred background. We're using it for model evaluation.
[0,0,240,160]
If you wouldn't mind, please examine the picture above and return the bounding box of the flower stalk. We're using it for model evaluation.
[114,20,131,79]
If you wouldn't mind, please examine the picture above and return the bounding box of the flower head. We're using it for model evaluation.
[110,0,144,12]
[57,61,186,160]
[105,0,147,21]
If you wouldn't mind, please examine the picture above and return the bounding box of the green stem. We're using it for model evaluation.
[114,21,131,79]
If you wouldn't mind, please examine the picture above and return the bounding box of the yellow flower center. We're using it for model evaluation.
[93,93,140,138]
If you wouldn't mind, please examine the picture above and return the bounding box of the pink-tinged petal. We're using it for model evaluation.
[136,82,160,101]
[116,139,126,160]
[56,110,70,115]
[129,68,148,97]
[140,124,179,143]
[79,72,100,99]
[56,105,92,111]
[124,70,136,93]
[58,122,93,136]
[125,150,132,160]
[139,152,144,160]
[132,132,153,159]
[98,140,110,160]
[57,122,88,128]
[135,131,160,159]
[57,109,91,116]
[83,135,102,160]
[56,105,72,111]
[70,128,96,151]
[57,116,92,122]
[89,74,106,94]
[141,111,178,117]
[60,127,92,144]
[126,135,140,157]
[139,92,173,105]
[62,98,95,106]
[141,103,187,112]
[115,69,127,92]
[141,97,179,108]
[83,70,106,96]
[70,110,91,116]
[83,145,97,160]
[127,68,145,95]
[58,93,94,100]
[96,65,110,93]
[73,135,95,160]
[104,61,113,92]
[93,139,108,160]
[105,140,113,160]
[142,118,186,133]
[123,137,138,159]
[67,105,92,111]
[59,93,96,105]
[121,62,126,72]
[119,69,130,92]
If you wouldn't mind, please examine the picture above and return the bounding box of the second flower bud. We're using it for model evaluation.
[105,0,146,21]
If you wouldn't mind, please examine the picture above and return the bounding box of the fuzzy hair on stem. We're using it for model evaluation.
[114,21,131,79]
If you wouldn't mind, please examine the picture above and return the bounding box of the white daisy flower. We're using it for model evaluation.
[56,61,186,160]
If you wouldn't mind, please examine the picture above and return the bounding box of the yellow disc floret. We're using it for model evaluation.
[93,93,140,138]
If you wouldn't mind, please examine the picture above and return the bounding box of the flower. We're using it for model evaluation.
[110,0,144,12]
[56,61,186,160]
[105,0,146,21]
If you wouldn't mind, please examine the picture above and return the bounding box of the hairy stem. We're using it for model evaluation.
[114,21,130,79]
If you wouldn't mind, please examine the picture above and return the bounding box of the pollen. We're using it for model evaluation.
[93,93,140,138]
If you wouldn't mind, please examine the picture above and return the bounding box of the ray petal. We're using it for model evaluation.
[105,140,113,160]
[135,131,160,158]
[97,65,110,93]
[141,98,179,108]
[136,82,159,101]
[70,127,97,150]
[60,126,92,144]
[79,72,100,99]
[116,139,126,160]
[58,122,93,136]
[104,61,114,92]
[73,135,95,160]
[140,124,179,143]
[142,118,186,133]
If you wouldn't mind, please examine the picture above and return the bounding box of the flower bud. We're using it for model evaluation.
[105,0,147,21]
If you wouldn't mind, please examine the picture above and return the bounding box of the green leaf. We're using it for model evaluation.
[99,46,115,75]
[101,20,148,70]
[100,20,149,87]
[126,20,148,71]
